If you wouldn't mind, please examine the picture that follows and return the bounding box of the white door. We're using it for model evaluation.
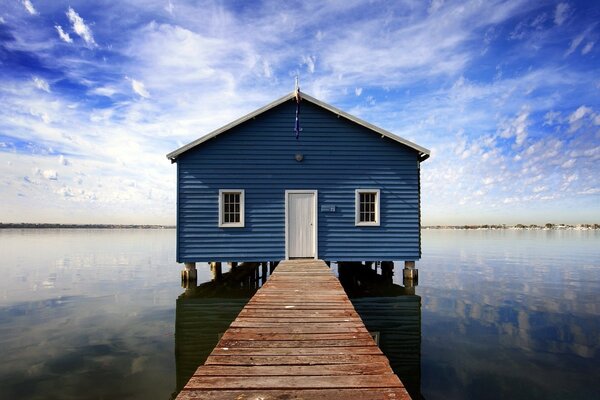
[286,191,317,259]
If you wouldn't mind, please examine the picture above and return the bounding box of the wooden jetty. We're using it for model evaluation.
[176,259,411,400]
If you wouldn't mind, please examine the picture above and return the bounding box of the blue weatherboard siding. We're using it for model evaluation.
[176,99,421,262]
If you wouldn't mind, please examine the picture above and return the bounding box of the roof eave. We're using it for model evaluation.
[299,92,431,160]
[166,92,295,162]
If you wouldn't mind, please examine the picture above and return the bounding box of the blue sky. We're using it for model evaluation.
[0,0,598,225]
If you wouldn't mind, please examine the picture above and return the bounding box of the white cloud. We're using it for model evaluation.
[564,173,578,184]
[22,0,37,15]
[90,86,119,97]
[543,110,560,126]
[566,33,585,56]
[578,188,600,195]
[499,108,529,146]
[302,55,316,74]
[568,105,592,124]
[0,16,5,24]
[55,25,73,43]
[355,87,363,96]
[262,60,272,78]
[165,0,174,15]
[561,159,575,168]
[32,76,50,92]
[42,170,58,180]
[128,78,150,98]
[554,3,570,26]
[581,41,594,55]
[66,7,97,47]
[58,155,70,166]
[428,0,445,14]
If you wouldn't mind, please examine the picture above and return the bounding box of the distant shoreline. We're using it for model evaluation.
[1,223,597,230]
[424,224,599,230]
[0,223,175,229]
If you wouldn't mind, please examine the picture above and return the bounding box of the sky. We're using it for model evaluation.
[0,0,598,225]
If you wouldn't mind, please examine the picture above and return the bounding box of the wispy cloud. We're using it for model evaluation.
[128,78,150,98]
[499,107,530,147]
[22,0,37,16]
[66,7,96,47]
[32,76,50,92]
[54,25,73,43]
[554,3,570,26]
[581,41,594,54]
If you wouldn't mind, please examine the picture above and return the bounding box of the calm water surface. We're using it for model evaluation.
[0,229,598,399]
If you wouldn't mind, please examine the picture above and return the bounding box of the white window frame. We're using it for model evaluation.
[218,189,245,228]
[355,189,380,226]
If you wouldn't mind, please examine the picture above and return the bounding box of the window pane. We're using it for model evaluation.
[222,191,242,225]
[358,191,377,223]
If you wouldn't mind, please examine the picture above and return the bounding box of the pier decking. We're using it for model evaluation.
[176,260,410,400]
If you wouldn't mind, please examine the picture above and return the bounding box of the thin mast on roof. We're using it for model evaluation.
[294,75,302,139]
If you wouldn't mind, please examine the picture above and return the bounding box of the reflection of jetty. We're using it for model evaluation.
[173,262,268,397]
[339,262,423,399]
[175,260,411,399]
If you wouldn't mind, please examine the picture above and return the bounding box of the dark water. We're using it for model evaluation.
[0,229,598,399]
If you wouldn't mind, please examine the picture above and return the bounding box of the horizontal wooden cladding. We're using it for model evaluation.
[177,100,422,262]
[176,260,410,400]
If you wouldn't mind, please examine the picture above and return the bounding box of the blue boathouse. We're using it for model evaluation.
[167,92,430,266]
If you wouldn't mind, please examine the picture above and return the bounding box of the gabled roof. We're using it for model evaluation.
[166,92,431,162]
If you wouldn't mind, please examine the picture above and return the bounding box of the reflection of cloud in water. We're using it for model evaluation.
[0,295,177,399]
[0,229,184,399]
[415,229,600,400]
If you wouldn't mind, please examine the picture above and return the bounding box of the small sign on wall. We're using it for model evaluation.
[320,205,336,213]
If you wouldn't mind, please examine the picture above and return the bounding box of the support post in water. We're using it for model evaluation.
[210,262,222,281]
[182,262,197,282]
[381,261,394,282]
[403,260,418,280]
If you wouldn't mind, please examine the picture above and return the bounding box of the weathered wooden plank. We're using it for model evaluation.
[211,346,383,356]
[220,331,375,341]
[178,388,410,400]
[239,310,358,317]
[223,326,369,334]
[230,321,366,328]
[204,354,390,365]
[244,304,354,309]
[217,339,378,348]
[194,363,393,376]
[185,375,403,389]
[234,317,363,323]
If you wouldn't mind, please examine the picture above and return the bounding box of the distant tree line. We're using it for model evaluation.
[0,223,175,229]
[424,224,599,230]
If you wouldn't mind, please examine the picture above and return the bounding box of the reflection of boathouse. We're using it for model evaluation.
[173,263,269,396]
[339,262,423,399]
